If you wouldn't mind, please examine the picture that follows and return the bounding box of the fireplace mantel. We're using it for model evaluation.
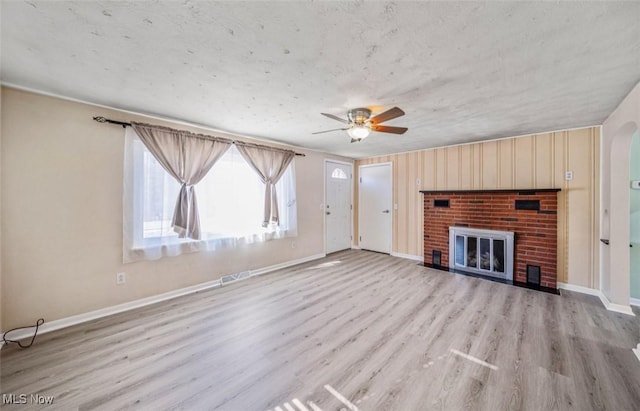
[421,189,560,289]
[420,188,561,194]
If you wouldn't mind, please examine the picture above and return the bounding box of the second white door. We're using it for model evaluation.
[359,163,392,254]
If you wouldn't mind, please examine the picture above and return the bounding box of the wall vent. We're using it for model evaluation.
[526,265,541,285]
[434,199,450,208]
[515,199,540,211]
[221,271,252,285]
[432,250,442,266]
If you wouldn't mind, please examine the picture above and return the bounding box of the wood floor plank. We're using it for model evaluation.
[2,250,639,410]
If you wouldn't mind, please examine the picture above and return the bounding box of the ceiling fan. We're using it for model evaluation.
[313,106,408,143]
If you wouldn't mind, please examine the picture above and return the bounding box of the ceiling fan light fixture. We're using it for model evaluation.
[315,106,406,141]
[347,124,370,140]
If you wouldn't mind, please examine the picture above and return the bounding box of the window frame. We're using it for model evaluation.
[123,128,298,262]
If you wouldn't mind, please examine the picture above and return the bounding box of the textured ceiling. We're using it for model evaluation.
[1,1,639,158]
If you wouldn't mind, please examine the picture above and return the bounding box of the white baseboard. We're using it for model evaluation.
[351,248,423,263]
[557,282,635,316]
[390,251,424,263]
[1,253,326,343]
[250,253,325,277]
[557,282,601,297]
[598,291,636,316]
[630,297,640,307]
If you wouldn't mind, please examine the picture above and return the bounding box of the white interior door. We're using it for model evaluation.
[359,163,392,254]
[325,161,352,254]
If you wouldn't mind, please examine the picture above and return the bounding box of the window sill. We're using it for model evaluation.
[129,229,297,253]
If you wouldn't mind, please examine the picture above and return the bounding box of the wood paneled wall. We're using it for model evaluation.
[354,127,600,289]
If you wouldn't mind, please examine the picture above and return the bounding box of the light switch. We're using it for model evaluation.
[632,180,640,190]
[416,178,421,186]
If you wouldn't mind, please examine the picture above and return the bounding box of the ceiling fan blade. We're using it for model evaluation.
[312,127,349,135]
[371,124,408,134]
[321,113,349,124]
[370,107,405,124]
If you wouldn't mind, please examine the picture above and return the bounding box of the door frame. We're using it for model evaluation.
[601,122,637,315]
[324,159,354,254]
[358,162,393,254]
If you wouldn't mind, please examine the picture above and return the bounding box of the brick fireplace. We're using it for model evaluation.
[421,189,560,289]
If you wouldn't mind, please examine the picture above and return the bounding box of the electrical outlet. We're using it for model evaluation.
[291,241,296,249]
[116,272,126,285]
[565,171,573,181]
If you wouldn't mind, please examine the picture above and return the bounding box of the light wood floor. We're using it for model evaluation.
[2,250,639,410]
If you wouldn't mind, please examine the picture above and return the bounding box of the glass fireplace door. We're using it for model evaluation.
[449,228,512,280]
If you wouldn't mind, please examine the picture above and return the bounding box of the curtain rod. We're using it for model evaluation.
[92,116,306,157]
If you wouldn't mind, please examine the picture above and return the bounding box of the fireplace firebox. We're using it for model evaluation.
[448,227,514,281]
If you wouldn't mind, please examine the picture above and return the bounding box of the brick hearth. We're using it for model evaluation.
[421,189,560,288]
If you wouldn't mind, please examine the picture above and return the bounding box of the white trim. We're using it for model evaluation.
[323,159,327,253]
[1,253,325,343]
[557,282,635,316]
[0,82,320,156]
[390,251,424,262]
[598,291,636,316]
[353,124,602,160]
[3,83,601,163]
[1,279,219,342]
[358,161,394,169]
[557,282,601,297]
[250,253,325,277]
[599,124,605,294]
[630,298,640,307]
[633,344,640,363]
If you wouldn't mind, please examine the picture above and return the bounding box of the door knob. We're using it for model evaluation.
[382,210,390,213]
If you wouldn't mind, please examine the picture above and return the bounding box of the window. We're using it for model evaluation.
[331,168,348,179]
[123,128,297,262]
[196,146,296,239]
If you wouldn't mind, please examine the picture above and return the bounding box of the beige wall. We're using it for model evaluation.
[601,81,640,307]
[0,87,351,330]
[355,127,601,289]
